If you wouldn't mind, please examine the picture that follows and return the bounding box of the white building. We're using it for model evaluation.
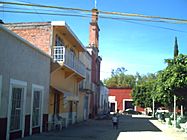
[99,83,109,114]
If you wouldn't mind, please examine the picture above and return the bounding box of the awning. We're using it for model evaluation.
[50,85,79,101]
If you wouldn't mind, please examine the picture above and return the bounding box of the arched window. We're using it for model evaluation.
[54,35,65,62]
[55,35,64,46]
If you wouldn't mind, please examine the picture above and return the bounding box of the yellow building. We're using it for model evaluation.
[49,21,86,127]
[6,21,86,127]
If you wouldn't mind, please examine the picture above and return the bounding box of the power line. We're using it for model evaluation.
[1,5,88,15]
[1,1,187,33]
[0,10,90,18]
[0,1,91,13]
[1,9,187,33]
[1,1,187,24]
[1,6,184,24]
[99,10,187,24]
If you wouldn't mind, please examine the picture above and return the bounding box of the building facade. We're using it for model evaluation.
[0,25,51,140]
[78,51,92,121]
[99,83,109,114]
[6,21,86,127]
[108,88,144,113]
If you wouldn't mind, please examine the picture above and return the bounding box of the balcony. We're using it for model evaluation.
[79,80,92,94]
[91,83,98,93]
[53,46,85,78]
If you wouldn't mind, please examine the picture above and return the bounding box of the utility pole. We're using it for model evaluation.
[174,95,176,128]
[152,97,155,118]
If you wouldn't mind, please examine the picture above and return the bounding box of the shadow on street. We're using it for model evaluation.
[18,115,162,140]
[119,115,161,132]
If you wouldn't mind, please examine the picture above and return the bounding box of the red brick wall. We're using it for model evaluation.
[11,27,51,55]
[89,24,99,48]
[136,106,144,112]
[109,88,132,111]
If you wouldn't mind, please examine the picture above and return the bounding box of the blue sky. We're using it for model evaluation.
[1,0,187,80]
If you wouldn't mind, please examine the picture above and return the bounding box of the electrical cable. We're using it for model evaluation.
[1,1,187,24]
[1,9,186,33]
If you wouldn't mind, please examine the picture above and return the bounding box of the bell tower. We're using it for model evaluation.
[89,8,100,48]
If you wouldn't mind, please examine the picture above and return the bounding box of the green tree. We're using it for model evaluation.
[155,37,187,108]
[103,67,136,88]
[174,37,179,58]
[132,73,157,108]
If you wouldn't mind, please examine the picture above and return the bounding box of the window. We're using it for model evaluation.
[55,35,64,46]
[70,49,75,67]
[31,84,43,131]
[8,79,27,134]
[32,90,41,127]
[54,35,65,62]
[10,87,23,131]
[53,46,64,62]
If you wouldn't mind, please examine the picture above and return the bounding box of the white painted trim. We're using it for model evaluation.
[7,79,27,140]
[134,106,137,111]
[0,75,2,110]
[30,84,44,135]
[10,79,27,86]
[122,99,134,111]
[109,101,117,113]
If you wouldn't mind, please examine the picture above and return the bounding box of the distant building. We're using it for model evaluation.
[108,88,144,113]
[0,25,51,140]
[99,83,109,114]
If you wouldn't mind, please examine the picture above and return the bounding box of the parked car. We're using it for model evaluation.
[123,108,142,115]
[155,107,169,120]
[156,107,169,113]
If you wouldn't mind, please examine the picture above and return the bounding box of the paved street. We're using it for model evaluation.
[18,115,187,140]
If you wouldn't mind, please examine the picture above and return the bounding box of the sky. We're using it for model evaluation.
[1,0,187,80]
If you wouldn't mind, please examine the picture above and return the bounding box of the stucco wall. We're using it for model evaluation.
[109,88,132,111]
[99,85,109,113]
[0,27,50,117]
[50,69,77,95]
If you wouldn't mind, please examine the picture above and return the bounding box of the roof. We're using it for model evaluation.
[5,21,86,52]
[51,21,86,52]
[0,24,52,59]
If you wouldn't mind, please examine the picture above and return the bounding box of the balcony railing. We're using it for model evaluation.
[53,46,85,77]
[79,80,92,92]
[91,83,98,93]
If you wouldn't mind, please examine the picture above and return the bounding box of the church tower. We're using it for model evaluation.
[87,8,102,117]
[89,8,100,48]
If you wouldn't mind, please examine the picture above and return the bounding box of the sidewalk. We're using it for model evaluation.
[150,119,187,140]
